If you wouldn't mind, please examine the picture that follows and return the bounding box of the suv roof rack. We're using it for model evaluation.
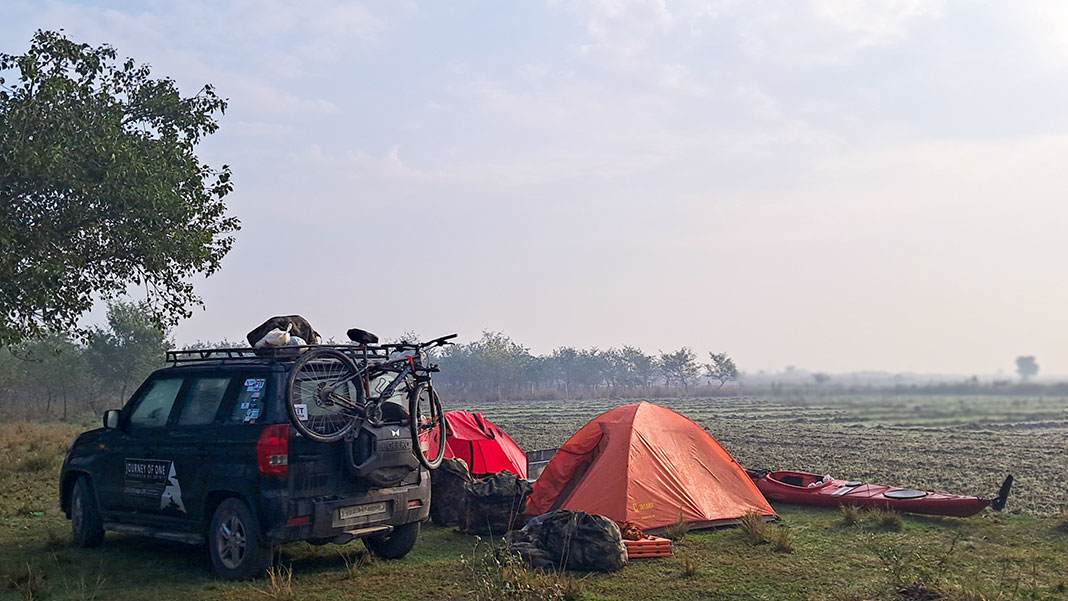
[165,344,392,365]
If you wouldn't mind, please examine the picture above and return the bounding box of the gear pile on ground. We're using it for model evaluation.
[616,520,646,541]
[430,457,472,526]
[458,470,532,535]
[506,509,628,573]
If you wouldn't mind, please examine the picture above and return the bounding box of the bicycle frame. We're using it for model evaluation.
[324,345,437,419]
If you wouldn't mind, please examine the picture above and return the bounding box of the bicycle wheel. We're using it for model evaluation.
[408,381,446,469]
[287,348,364,442]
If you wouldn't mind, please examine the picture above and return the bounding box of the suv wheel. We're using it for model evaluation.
[71,476,104,547]
[208,498,273,580]
[363,521,419,559]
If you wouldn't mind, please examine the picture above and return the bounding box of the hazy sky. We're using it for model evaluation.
[4,1,1067,375]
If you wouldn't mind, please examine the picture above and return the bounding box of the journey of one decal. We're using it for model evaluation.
[124,458,186,513]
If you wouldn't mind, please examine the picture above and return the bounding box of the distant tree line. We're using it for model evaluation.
[429,331,738,402]
[4,310,1049,417]
[0,302,170,419]
[0,321,741,415]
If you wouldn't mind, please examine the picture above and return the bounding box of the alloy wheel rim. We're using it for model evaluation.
[72,488,84,532]
[216,514,247,569]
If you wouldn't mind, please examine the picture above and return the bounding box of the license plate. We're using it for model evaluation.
[338,502,387,521]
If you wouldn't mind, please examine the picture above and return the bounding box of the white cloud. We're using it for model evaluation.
[811,0,945,49]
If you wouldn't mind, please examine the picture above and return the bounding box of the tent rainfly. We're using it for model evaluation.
[442,410,527,479]
[526,401,775,531]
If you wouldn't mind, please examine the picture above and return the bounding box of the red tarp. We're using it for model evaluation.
[526,401,775,531]
[441,410,527,478]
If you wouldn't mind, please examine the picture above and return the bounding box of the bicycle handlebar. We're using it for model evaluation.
[422,333,458,348]
[380,333,458,353]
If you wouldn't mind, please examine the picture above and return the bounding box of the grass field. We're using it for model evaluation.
[473,394,1068,516]
[2,394,1067,600]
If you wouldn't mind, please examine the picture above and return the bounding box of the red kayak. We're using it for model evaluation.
[745,470,1012,518]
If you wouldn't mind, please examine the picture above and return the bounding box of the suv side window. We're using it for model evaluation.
[128,378,184,429]
[226,376,269,424]
[176,377,231,426]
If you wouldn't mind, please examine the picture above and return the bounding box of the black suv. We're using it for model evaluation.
[59,349,431,579]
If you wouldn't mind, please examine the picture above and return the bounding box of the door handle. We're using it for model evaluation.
[195,449,211,459]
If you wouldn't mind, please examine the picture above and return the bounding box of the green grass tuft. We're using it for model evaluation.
[840,504,863,527]
[250,564,294,600]
[738,510,769,546]
[869,508,904,532]
[679,556,698,579]
[661,511,690,542]
[771,527,794,553]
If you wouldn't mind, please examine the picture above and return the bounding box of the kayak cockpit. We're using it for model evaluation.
[767,471,835,489]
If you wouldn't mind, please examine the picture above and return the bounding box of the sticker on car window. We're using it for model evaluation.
[245,378,266,392]
[293,404,308,421]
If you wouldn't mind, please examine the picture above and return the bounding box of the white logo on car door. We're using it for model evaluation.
[160,462,186,513]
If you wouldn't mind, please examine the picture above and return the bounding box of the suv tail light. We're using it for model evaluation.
[256,424,289,477]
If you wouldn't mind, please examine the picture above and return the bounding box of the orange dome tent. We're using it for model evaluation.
[526,401,775,531]
[441,410,527,479]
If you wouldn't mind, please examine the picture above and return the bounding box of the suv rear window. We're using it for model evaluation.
[228,376,269,424]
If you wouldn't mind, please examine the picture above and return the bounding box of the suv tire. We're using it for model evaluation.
[208,498,273,580]
[70,476,105,547]
[363,521,419,559]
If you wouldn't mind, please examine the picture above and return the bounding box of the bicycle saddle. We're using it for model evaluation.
[346,328,379,345]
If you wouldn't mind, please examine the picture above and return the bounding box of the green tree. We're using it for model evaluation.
[658,347,698,391]
[705,352,738,388]
[4,331,95,418]
[550,346,579,400]
[86,301,171,403]
[471,331,530,401]
[0,30,238,346]
[1015,356,1038,381]
[619,345,656,389]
